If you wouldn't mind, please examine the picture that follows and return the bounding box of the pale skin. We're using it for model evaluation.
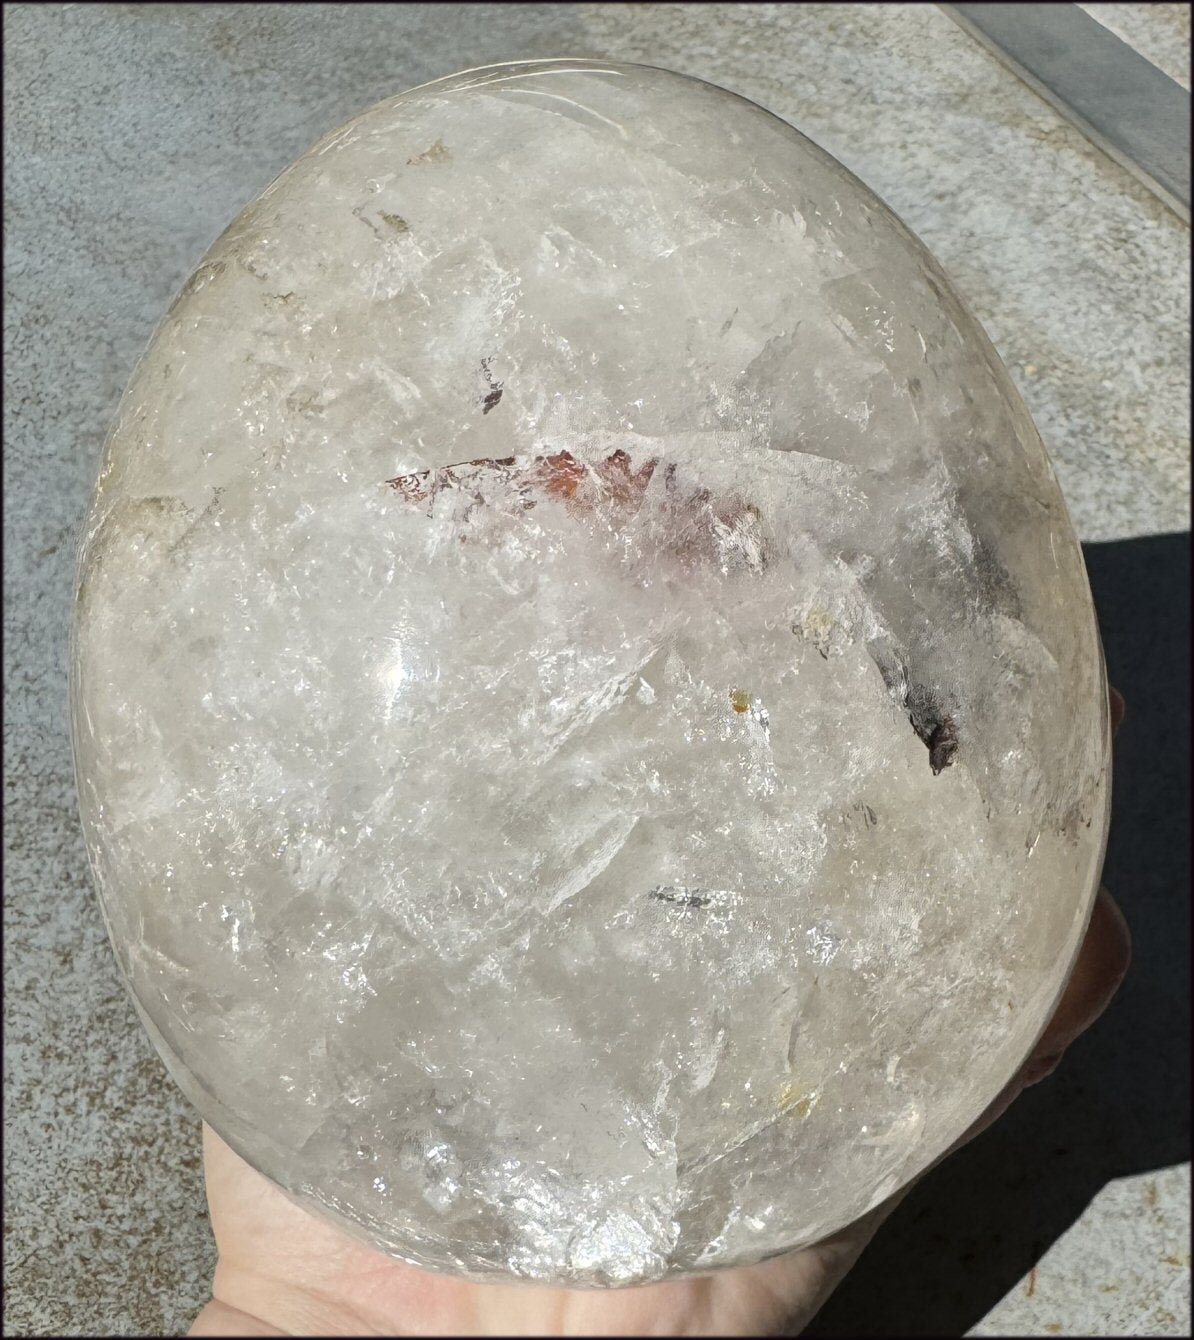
[192,689,1131,1337]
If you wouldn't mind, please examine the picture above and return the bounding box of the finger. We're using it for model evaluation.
[790,695,1130,1315]
[790,880,1132,1335]
[952,883,1130,1154]
[1021,683,1128,1076]
[1110,684,1126,736]
[1018,884,1131,1087]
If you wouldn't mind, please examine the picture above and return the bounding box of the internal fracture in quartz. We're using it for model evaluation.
[71,60,1110,1286]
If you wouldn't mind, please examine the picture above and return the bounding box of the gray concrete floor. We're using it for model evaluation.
[4,4,1189,1335]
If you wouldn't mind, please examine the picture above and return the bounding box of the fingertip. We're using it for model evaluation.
[1109,685,1126,736]
[1037,885,1131,1062]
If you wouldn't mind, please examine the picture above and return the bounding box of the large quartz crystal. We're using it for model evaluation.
[70,60,1110,1285]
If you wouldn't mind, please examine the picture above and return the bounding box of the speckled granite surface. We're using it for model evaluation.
[4,4,1189,1335]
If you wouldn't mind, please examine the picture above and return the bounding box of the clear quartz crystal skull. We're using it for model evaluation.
[70,60,1110,1285]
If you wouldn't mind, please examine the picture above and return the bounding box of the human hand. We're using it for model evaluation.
[190,690,1130,1338]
